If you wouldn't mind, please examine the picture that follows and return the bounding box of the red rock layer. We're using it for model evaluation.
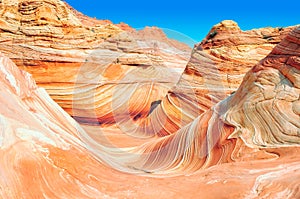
[0,0,191,126]
[1,26,299,198]
[82,28,300,197]
[131,21,298,137]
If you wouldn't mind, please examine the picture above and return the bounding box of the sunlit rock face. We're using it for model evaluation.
[0,26,300,198]
[0,1,300,198]
[97,26,300,172]
[0,0,191,126]
[0,53,100,198]
[64,1,133,30]
[201,20,295,66]
[135,21,298,137]
[135,26,300,171]
[0,0,295,133]
[84,26,300,197]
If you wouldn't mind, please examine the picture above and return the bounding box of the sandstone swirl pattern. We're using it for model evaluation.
[0,0,191,126]
[133,20,297,137]
[0,1,296,137]
[0,0,299,198]
[86,27,300,176]
[0,27,299,198]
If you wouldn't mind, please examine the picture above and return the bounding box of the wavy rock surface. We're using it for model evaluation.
[1,26,300,198]
[128,21,298,137]
[0,0,191,126]
[0,1,299,198]
[124,26,300,172]
[82,26,300,197]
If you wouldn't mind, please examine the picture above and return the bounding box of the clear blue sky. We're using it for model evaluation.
[64,0,299,47]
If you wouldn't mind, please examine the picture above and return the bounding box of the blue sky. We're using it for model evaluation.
[65,0,299,46]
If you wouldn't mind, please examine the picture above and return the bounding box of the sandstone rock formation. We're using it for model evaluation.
[64,1,133,30]
[0,0,191,126]
[0,0,299,198]
[82,25,300,198]
[128,20,298,137]
[0,0,295,132]
[0,26,299,198]
[84,25,300,171]
[199,20,295,93]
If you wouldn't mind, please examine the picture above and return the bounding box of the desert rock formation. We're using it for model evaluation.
[86,27,300,175]
[0,0,191,126]
[0,26,299,198]
[132,20,297,137]
[0,0,299,198]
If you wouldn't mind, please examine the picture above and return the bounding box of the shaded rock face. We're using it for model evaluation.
[0,0,192,125]
[0,27,299,198]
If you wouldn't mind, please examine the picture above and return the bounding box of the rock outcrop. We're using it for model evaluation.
[64,1,133,30]
[0,0,191,126]
[0,1,299,198]
[0,26,299,198]
[84,26,300,198]
[1,1,295,132]
[129,20,298,137]
[87,26,300,175]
